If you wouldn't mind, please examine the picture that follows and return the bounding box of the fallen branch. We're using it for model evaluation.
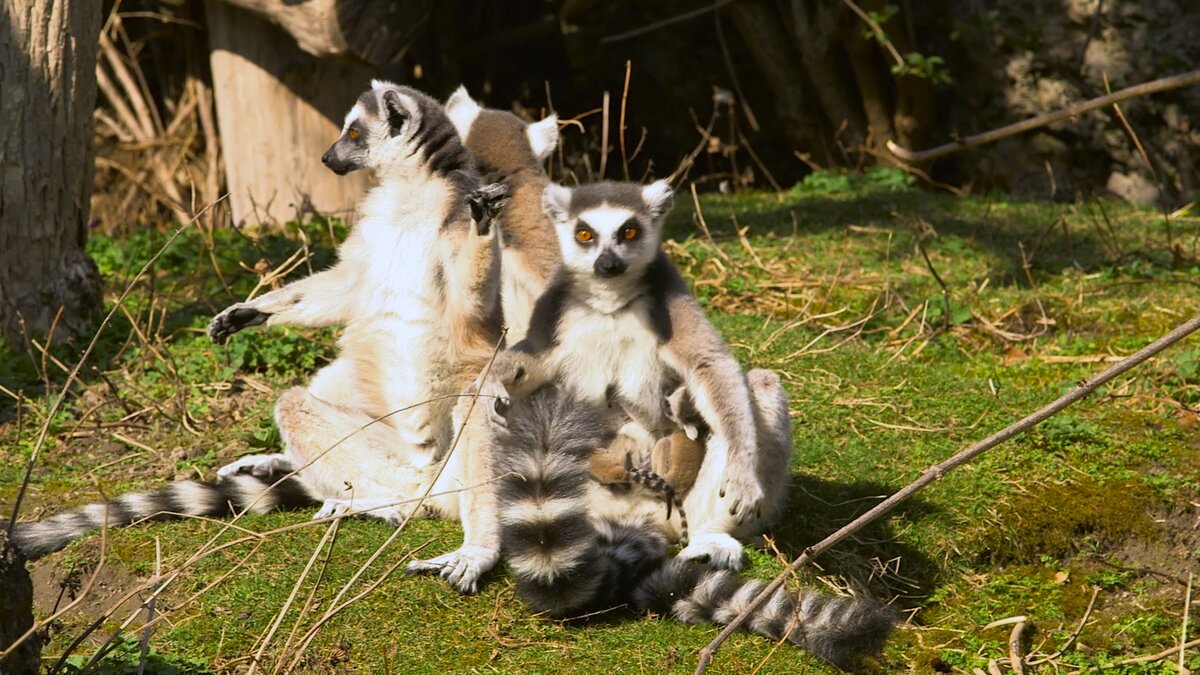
[694,314,1200,674]
[886,69,1200,163]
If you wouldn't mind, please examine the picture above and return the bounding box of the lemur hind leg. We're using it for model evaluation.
[405,381,502,594]
[268,386,434,522]
[678,368,793,570]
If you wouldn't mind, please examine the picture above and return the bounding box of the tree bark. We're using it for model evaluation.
[789,0,867,153]
[0,531,39,674]
[0,0,104,347]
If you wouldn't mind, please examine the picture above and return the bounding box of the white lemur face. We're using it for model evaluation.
[541,180,674,280]
[323,80,465,177]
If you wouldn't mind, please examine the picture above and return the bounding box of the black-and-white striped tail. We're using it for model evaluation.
[492,387,896,669]
[9,472,314,559]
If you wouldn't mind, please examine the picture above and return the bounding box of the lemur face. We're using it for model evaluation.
[541,181,674,280]
[322,80,426,175]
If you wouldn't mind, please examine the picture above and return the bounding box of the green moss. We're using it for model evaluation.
[977,479,1158,564]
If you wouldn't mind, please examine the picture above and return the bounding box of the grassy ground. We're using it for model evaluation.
[2,169,1199,673]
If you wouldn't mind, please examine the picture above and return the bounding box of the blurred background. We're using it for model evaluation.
[85,0,1200,233]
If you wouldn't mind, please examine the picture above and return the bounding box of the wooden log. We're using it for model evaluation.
[205,1,394,228]
[216,0,430,65]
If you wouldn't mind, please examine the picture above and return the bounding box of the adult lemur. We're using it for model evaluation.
[12,82,506,594]
[490,180,794,570]
[491,386,895,671]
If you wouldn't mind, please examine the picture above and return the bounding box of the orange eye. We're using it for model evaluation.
[348,128,360,140]
[623,226,639,240]
[575,229,593,243]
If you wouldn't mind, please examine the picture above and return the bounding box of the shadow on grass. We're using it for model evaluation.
[667,186,1177,285]
[767,470,944,604]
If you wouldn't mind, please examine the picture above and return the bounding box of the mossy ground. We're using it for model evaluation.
[2,170,1199,673]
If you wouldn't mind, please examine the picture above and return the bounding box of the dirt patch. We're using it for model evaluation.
[1105,497,1200,586]
[30,543,149,641]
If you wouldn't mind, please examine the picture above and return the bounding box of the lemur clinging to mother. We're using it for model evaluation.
[489,179,795,570]
[490,385,895,671]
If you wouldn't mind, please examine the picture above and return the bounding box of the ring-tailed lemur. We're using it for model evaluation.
[10,82,507,595]
[444,87,560,344]
[492,386,895,671]
[489,180,794,570]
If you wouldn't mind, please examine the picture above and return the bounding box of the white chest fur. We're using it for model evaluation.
[554,302,666,429]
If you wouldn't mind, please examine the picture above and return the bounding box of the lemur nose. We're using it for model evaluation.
[321,150,334,166]
[594,252,627,278]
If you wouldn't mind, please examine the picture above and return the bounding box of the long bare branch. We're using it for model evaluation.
[887,69,1200,163]
[694,314,1200,674]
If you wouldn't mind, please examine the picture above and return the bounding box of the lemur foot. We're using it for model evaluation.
[678,533,745,571]
[216,453,293,479]
[490,350,540,399]
[466,182,511,236]
[720,471,766,524]
[406,545,499,594]
[208,304,270,344]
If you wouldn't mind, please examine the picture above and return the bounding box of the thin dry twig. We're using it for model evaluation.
[601,0,737,43]
[1008,620,1029,675]
[1028,586,1100,666]
[694,314,1200,674]
[6,196,226,537]
[887,69,1200,163]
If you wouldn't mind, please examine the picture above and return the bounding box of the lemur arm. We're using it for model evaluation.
[439,188,507,360]
[654,265,765,521]
[491,270,570,398]
[208,266,356,343]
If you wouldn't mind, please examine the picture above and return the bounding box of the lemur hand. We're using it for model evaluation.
[466,182,511,236]
[490,350,540,399]
[720,466,766,523]
[208,304,270,344]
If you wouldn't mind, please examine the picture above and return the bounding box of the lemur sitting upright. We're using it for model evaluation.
[444,87,560,345]
[10,82,509,597]
[209,81,508,593]
[489,180,794,570]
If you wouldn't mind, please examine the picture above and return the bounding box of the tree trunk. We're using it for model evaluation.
[0,531,39,674]
[205,0,384,228]
[0,0,104,347]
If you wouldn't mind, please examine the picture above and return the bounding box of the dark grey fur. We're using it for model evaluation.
[10,470,314,558]
[493,388,895,668]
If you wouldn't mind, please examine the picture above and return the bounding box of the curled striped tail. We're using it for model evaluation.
[632,559,896,670]
[9,471,315,559]
[626,466,688,546]
[493,387,671,617]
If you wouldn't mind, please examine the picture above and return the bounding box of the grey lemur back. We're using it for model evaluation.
[492,388,895,670]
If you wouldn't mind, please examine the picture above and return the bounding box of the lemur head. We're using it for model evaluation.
[541,180,674,281]
[322,80,471,178]
[444,86,558,175]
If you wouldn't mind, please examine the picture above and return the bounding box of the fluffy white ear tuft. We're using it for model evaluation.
[445,86,482,139]
[641,179,674,218]
[526,115,559,162]
[370,79,397,90]
[541,183,572,223]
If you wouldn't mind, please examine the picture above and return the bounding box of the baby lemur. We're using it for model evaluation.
[490,179,794,569]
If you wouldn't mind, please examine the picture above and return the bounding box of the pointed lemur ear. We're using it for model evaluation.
[382,89,408,135]
[541,182,572,223]
[526,115,559,162]
[641,179,674,218]
[445,85,481,139]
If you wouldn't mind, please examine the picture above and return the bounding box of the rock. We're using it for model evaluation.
[1106,171,1162,206]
